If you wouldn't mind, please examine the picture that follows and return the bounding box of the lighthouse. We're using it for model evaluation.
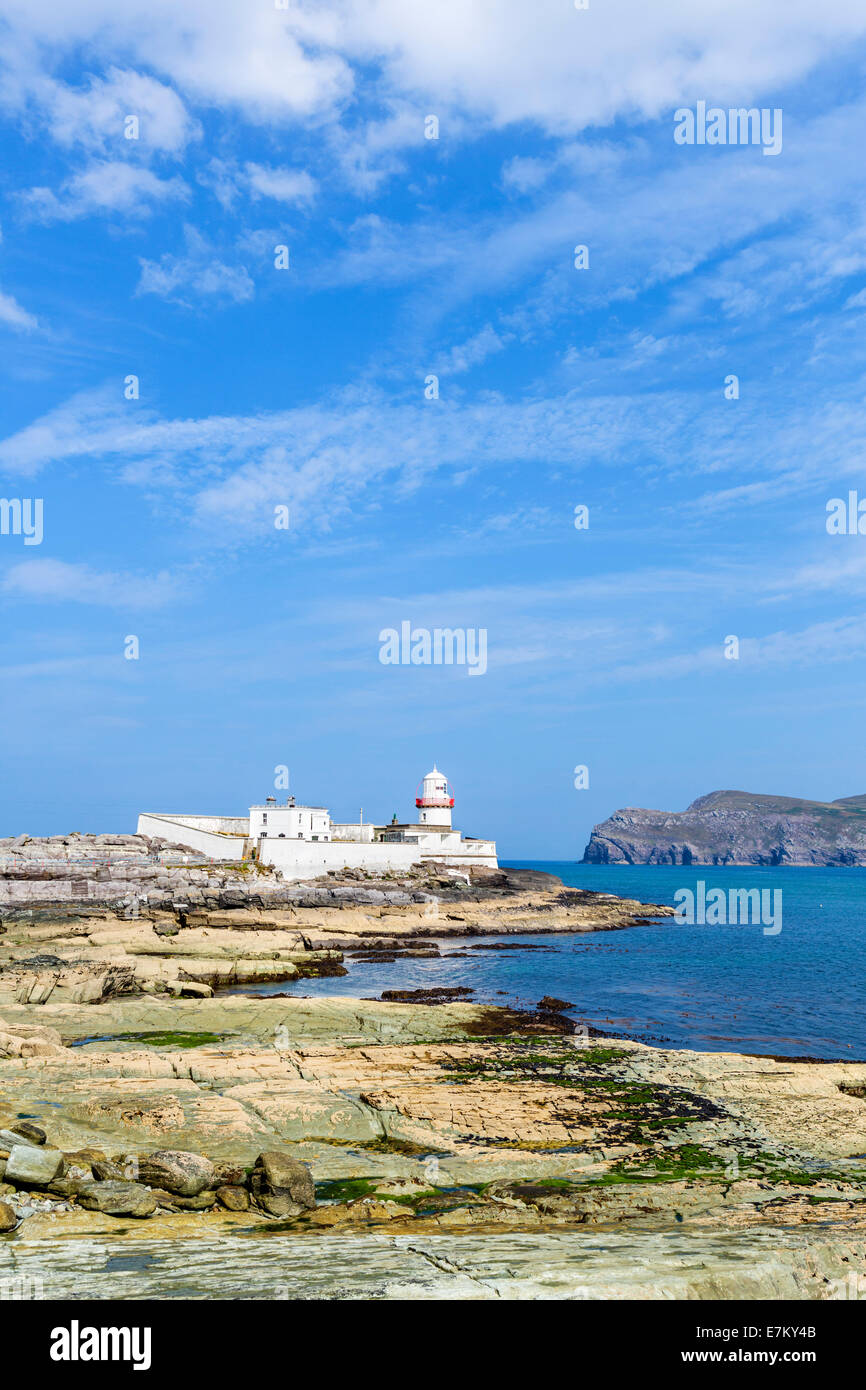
[415,766,454,828]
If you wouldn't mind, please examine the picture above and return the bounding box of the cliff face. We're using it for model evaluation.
[582,790,866,866]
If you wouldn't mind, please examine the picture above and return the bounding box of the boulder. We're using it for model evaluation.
[9,1121,46,1145]
[77,1181,157,1218]
[150,1189,217,1211]
[63,1147,105,1176]
[216,1185,250,1212]
[373,1177,435,1196]
[537,997,574,1013]
[2,1021,63,1045]
[92,1158,136,1182]
[305,1198,406,1227]
[70,965,137,1004]
[15,975,58,1006]
[0,1128,37,1151]
[250,1151,315,1217]
[0,1201,16,1232]
[47,1177,90,1198]
[212,1160,248,1188]
[4,1145,63,1186]
[0,1031,65,1058]
[136,1150,215,1196]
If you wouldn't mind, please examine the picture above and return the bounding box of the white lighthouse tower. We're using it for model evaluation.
[415,766,454,828]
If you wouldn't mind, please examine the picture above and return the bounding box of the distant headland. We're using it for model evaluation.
[583,789,866,866]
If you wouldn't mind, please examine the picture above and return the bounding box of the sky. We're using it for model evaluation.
[1,1,866,858]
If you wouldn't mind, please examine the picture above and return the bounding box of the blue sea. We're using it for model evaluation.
[239,864,866,1061]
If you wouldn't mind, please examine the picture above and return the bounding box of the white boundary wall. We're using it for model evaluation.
[331,822,376,843]
[137,815,498,876]
[257,837,498,879]
[257,838,420,878]
[158,814,249,834]
[136,814,248,859]
[422,840,498,868]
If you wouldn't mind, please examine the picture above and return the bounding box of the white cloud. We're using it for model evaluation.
[0,382,706,504]
[197,158,241,211]
[0,0,352,123]
[244,163,317,206]
[0,388,121,475]
[16,66,198,155]
[0,288,37,331]
[1,0,864,145]
[21,160,188,221]
[196,159,317,215]
[334,0,866,135]
[500,155,554,195]
[324,102,458,194]
[137,226,254,305]
[437,324,511,374]
[1,558,179,607]
[602,615,866,687]
[2,374,865,539]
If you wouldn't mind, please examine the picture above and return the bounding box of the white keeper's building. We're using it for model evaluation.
[137,767,497,879]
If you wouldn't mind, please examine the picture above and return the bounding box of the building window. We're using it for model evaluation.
[261,832,267,838]
[262,813,268,825]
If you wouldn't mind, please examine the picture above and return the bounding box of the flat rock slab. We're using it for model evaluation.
[627,1046,866,1160]
[5,1030,866,1175]
[4,1227,866,1300]
[0,1067,271,1158]
[228,1080,382,1143]
[0,995,491,1047]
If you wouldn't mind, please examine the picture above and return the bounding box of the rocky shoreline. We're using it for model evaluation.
[2,839,864,1299]
[0,836,673,1008]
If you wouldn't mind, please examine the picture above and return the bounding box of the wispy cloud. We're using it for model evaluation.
[1,558,182,607]
[137,225,254,305]
[244,163,317,206]
[20,161,189,222]
[7,66,200,155]
[0,380,723,507]
[4,368,866,546]
[0,287,37,331]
